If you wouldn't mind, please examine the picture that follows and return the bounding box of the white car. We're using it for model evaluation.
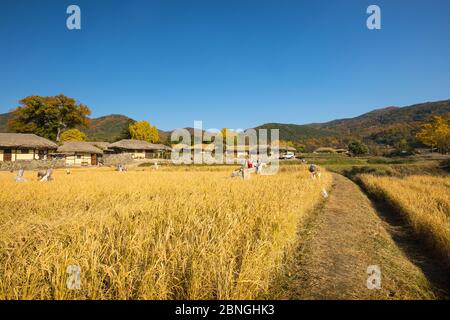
[281,152,295,159]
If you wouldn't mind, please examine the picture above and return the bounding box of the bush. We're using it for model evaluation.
[348,140,369,156]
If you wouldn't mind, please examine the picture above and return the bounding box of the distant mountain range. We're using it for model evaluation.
[1,99,449,149]
[256,99,450,150]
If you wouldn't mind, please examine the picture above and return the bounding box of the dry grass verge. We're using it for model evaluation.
[359,174,450,266]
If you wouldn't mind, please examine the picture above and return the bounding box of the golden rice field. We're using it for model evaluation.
[0,165,331,300]
[360,174,450,264]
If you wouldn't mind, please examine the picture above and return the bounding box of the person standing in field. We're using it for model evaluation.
[309,164,318,178]
[255,159,262,174]
[246,159,253,169]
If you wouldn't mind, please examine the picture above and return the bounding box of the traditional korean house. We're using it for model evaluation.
[57,141,103,166]
[0,133,57,162]
[107,139,172,159]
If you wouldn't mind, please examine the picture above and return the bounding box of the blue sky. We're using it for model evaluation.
[0,0,449,130]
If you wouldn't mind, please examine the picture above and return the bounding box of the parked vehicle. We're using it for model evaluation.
[280,152,295,159]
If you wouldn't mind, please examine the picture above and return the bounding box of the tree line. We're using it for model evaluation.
[8,94,160,144]
[7,94,449,154]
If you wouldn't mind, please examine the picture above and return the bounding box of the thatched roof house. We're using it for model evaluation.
[108,139,168,151]
[107,139,172,159]
[152,143,172,151]
[190,143,215,152]
[172,143,190,150]
[314,147,334,153]
[0,133,57,149]
[314,147,343,154]
[277,146,296,152]
[57,142,103,154]
[57,141,103,166]
[87,141,110,151]
[269,145,297,157]
[0,133,57,162]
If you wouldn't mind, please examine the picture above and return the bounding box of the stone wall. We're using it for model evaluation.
[103,153,134,166]
[0,159,66,171]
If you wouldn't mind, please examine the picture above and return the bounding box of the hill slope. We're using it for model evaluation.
[256,99,450,150]
[311,100,449,132]
[0,99,448,146]
[253,123,333,141]
[82,114,134,142]
[0,113,10,133]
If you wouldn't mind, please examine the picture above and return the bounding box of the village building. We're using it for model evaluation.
[57,141,103,166]
[247,144,270,157]
[87,141,110,152]
[0,133,57,162]
[269,144,297,158]
[227,144,288,159]
[314,147,348,154]
[172,143,191,152]
[107,139,172,159]
[277,145,297,156]
[224,144,257,159]
[234,145,250,158]
[334,148,349,154]
[190,143,215,157]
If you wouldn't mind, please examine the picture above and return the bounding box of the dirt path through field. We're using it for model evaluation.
[272,173,445,299]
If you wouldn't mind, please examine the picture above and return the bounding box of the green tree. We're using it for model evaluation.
[60,128,87,142]
[278,140,294,147]
[395,139,409,152]
[348,140,369,156]
[295,145,306,153]
[416,114,450,154]
[8,94,91,141]
[129,120,159,143]
[117,119,136,140]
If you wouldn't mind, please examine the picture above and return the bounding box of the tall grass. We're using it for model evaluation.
[360,174,450,264]
[0,166,331,299]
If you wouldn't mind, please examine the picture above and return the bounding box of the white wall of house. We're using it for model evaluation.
[0,148,44,161]
[145,150,167,159]
[65,153,93,166]
[15,149,36,160]
[113,149,169,160]
[116,150,146,159]
[132,150,145,159]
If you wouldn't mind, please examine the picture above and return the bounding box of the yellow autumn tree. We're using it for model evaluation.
[416,114,450,154]
[220,128,238,144]
[60,128,87,142]
[273,140,294,147]
[129,120,159,143]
